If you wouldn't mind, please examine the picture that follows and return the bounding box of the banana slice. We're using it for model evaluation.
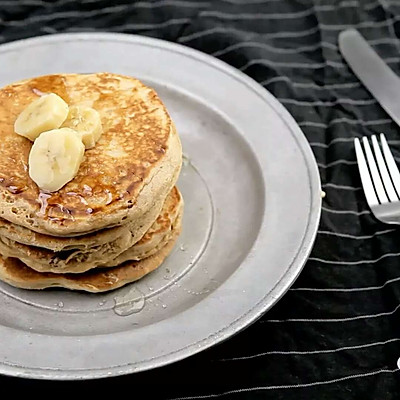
[29,128,85,192]
[14,93,69,141]
[62,105,103,149]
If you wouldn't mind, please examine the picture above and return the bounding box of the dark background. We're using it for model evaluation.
[0,0,400,398]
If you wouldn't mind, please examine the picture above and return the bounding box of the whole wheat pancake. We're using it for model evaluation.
[0,187,183,273]
[99,188,183,268]
[0,213,182,293]
[0,72,182,236]
[0,155,180,252]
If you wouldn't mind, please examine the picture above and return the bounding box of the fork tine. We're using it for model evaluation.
[362,136,388,204]
[371,135,398,201]
[354,138,379,206]
[380,133,400,198]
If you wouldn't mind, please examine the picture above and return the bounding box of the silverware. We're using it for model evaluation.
[340,29,400,222]
[339,28,400,127]
[354,133,400,224]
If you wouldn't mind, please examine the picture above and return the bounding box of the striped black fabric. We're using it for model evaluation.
[0,0,400,398]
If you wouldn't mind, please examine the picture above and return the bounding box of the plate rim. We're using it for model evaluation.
[0,32,321,379]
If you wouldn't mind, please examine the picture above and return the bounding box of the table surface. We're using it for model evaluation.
[0,0,399,398]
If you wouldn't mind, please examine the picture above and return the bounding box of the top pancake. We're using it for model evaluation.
[0,72,182,236]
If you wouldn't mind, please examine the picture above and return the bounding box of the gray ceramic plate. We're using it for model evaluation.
[0,33,321,380]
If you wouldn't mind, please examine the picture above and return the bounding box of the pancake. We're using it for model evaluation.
[99,188,183,267]
[0,72,182,236]
[0,145,181,252]
[0,187,183,273]
[0,213,182,293]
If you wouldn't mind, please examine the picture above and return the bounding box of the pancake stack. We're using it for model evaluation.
[0,72,183,292]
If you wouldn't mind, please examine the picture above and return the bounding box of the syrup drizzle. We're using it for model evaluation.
[37,192,51,216]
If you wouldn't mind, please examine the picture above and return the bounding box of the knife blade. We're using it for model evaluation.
[338,28,400,127]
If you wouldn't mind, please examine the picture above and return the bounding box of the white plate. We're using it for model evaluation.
[0,33,321,380]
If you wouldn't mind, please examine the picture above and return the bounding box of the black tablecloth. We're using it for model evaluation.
[1,0,400,398]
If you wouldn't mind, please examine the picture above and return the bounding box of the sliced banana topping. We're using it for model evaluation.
[14,93,69,141]
[62,105,103,149]
[15,94,103,192]
[28,128,85,192]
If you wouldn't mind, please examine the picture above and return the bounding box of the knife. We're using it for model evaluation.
[338,28,400,127]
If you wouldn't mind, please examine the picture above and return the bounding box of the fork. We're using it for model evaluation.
[354,133,400,224]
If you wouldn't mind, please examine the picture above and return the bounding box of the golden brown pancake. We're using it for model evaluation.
[0,213,182,293]
[99,187,183,267]
[0,146,181,252]
[0,72,182,236]
[0,187,183,273]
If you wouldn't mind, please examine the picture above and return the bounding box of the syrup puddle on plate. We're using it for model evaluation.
[113,286,145,316]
